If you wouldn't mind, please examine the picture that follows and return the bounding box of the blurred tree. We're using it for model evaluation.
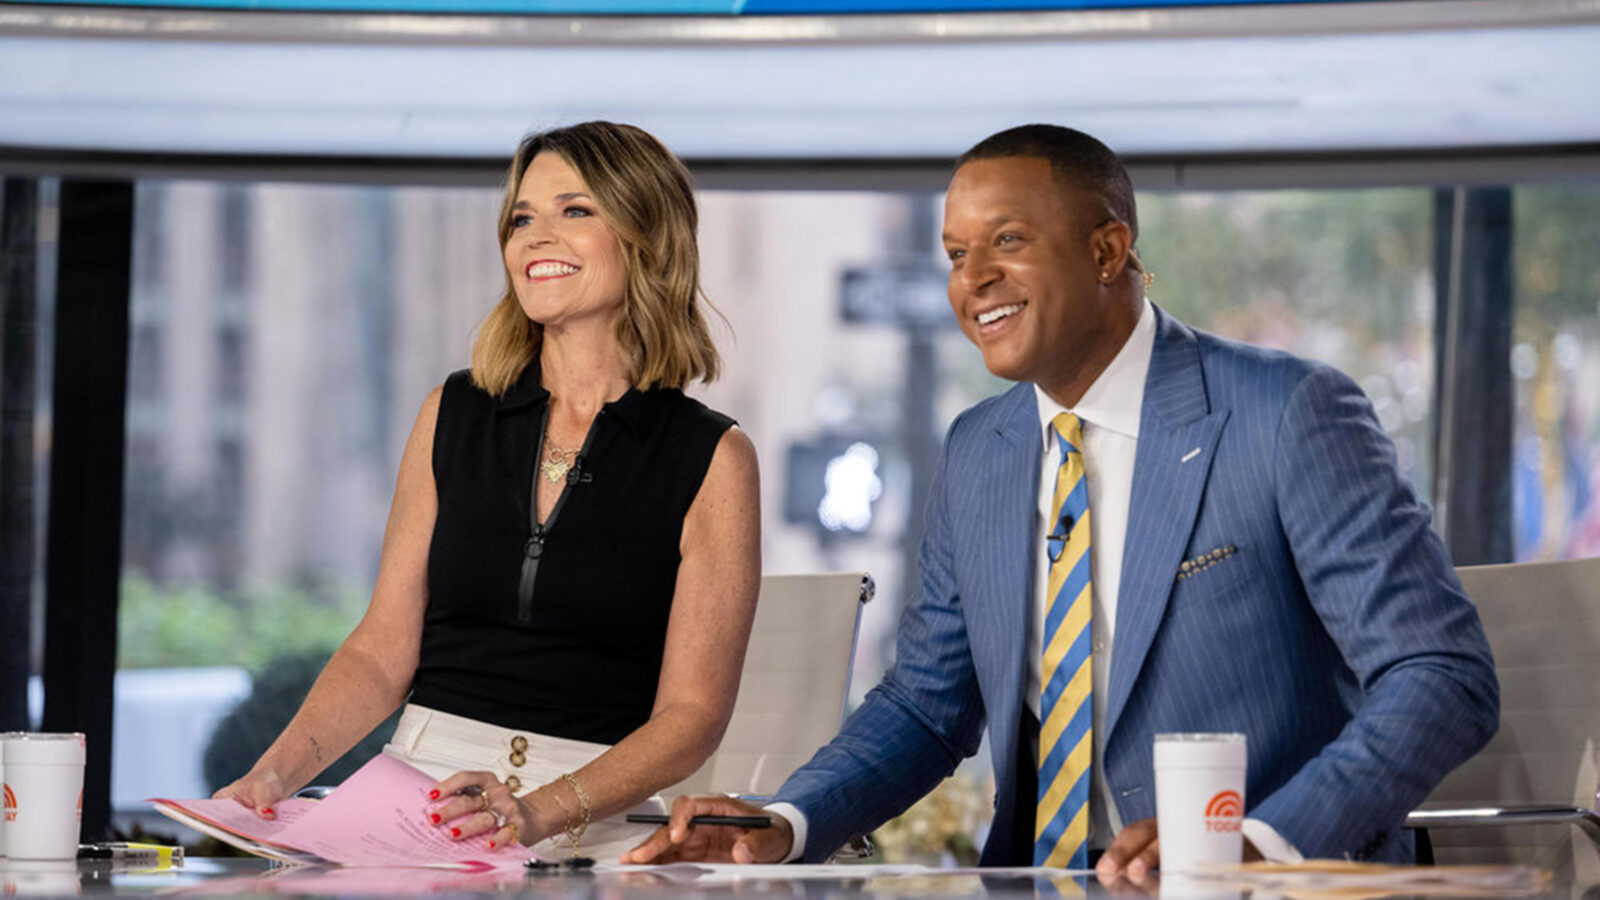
[118,574,365,670]
[1515,185,1600,332]
[1136,189,1431,352]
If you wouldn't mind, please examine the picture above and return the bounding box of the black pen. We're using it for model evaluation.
[626,813,772,828]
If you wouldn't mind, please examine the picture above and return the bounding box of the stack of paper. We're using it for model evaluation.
[150,755,530,869]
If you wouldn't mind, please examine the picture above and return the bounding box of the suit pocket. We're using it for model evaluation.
[1171,544,1255,602]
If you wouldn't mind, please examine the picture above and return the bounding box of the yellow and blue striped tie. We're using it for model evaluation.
[1035,412,1093,869]
[1036,874,1089,899]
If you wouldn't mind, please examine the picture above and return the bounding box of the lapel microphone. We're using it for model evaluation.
[566,456,593,486]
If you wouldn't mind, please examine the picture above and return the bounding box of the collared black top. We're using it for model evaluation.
[411,364,735,744]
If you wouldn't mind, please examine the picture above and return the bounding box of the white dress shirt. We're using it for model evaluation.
[772,298,1298,865]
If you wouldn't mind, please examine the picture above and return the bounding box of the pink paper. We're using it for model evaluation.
[145,796,317,848]
[270,754,529,868]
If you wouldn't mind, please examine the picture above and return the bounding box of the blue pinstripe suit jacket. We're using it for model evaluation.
[771,305,1499,865]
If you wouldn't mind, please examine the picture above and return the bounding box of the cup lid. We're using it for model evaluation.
[1,732,87,765]
[1154,733,1246,743]
[1153,732,1247,769]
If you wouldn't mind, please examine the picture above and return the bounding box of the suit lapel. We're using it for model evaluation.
[1104,308,1230,738]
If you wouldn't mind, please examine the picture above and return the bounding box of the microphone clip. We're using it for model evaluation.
[566,458,593,486]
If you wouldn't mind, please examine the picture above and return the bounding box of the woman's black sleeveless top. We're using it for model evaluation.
[411,365,735,744]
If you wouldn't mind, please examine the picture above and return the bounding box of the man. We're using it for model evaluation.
[625,125,1498,876]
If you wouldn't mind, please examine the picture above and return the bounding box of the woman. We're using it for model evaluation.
[216,121,761,862]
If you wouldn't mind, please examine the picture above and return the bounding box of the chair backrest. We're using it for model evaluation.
[1420,557,1600,865]
[667,572,872,800]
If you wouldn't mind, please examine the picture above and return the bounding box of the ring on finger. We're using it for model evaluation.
[479,792,491,812]
[505,821,520,845]
[493,811,507,828]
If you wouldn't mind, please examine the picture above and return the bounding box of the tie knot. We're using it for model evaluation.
[1051,412,1084,451]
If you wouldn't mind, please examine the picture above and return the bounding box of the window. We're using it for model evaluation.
[1512,184,1600,560]
[118,181,504,809]
[108,169,1598,860]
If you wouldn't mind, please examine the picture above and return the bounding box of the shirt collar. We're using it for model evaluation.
[1034,297,1156,451]
[496,360,548,412]
[494,361,654,440]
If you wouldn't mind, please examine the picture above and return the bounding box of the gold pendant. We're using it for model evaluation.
[541,459,570,483]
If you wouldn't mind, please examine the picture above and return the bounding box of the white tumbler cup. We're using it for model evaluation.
[0,731,30,858]
[0,731,14,858]
[1153,733,1246,873]
[1,733,86,860]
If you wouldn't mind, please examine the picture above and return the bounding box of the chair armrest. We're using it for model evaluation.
[828,833,875,862]
[1405,805,1600,844]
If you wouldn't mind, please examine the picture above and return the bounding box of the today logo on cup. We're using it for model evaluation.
[1154,732,1247,872]
[1204,789,1242,833]
[3,783,16,823]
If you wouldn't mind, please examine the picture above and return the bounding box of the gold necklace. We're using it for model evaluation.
[540,426,578,484]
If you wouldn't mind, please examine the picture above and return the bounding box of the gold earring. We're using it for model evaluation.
[1099,271,1110,281]
[1142,270,1156,289]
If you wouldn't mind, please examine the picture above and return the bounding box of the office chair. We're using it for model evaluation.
[669,571,874,801]
[1406,557,1600,870]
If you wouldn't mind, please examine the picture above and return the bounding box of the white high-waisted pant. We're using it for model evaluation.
[382,703,665,862]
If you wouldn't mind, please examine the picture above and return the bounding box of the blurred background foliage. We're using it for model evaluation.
[1516,185,1600,325]
[1136,189,1432,357]
[118,574,366,670]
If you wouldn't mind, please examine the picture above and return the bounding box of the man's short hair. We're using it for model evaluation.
[955,124,1139,241]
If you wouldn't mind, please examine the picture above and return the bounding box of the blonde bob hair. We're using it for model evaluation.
[471,121,721,396]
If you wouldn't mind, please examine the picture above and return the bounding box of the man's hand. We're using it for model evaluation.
[621,795,794,865]
[1095,816,1264,886]
[1096,818,1159,887]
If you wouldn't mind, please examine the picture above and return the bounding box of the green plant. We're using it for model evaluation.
[117,574,367,670]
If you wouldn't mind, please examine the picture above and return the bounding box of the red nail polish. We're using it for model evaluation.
[430,813,441,824]
[429,789,440,800]
[263,807,274,815]
[451,827,461,838]
[489,841,496,850]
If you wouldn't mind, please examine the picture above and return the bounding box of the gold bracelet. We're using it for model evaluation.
[548,785,575,822]
[558,772,590,857]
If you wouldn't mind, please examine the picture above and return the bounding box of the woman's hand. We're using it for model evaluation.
[213,769,288,819]
[426,771,556,851]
